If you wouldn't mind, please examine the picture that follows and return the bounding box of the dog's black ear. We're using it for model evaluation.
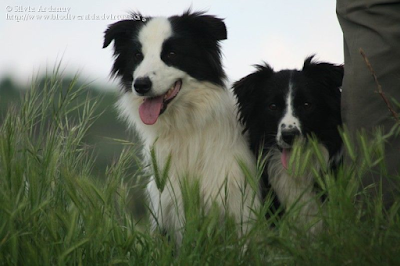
[302,55,344,90]
[233,63,274,101]
[198,14,227,40]
[233,64,274,127]
[103,17,143,49]
[179,10,227,41]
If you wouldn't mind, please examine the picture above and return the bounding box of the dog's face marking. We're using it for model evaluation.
[277,81,302,148]
[103,12,227,94]
[134,18,186,97]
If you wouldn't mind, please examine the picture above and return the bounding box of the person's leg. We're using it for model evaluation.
[337,0,400,207]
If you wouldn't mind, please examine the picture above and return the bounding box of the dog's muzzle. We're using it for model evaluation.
[281,128,300,146]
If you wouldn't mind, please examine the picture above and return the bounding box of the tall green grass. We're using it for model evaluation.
[0,73,143,265]
[0,73,399,265]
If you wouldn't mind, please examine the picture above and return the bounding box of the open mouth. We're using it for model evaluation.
[138,79,182,125]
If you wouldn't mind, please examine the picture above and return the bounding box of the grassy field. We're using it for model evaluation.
[0,74,399,265]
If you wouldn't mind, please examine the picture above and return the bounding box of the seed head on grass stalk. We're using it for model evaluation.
[150,141,171,193]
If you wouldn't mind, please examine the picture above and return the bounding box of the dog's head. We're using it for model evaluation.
[233,56,343,163]
[103,11,227,125]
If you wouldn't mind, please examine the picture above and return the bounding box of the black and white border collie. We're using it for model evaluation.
[233,56,343,231]
[103,11,260,243]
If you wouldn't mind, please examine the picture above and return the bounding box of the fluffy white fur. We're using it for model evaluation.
[267,146,328,233]
[117,79,260,243]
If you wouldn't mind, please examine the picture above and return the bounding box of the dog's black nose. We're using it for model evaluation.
[134,77,152,94]
[281,128,300,145]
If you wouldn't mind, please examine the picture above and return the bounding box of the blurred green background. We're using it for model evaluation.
[0,76,147,219]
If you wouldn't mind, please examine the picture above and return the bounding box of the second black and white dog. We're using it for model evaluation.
[233,56,343,231]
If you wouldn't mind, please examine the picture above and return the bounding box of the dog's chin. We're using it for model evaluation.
[138,79,182,125]
[276,140,292,151]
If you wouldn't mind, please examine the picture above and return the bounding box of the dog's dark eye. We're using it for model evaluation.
[304,102,312,109]
[135,52,143,61]
[167,51,176,59]
[268,103,277,110]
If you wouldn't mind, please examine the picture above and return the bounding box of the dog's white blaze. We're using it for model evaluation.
[276,81,302,146]
[134,18,186,96]
[138,17,172,56]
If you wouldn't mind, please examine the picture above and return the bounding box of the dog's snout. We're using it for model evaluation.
[281,128,300,145]
[281,123,296,129]
[134,77,152,94]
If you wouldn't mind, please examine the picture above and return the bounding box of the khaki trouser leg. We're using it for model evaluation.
[337,0,400,207]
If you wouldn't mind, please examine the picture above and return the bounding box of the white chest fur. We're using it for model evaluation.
[117,81,260,242]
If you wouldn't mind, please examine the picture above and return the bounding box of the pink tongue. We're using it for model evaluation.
[281,149,291,169]
[139,96,164,125]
